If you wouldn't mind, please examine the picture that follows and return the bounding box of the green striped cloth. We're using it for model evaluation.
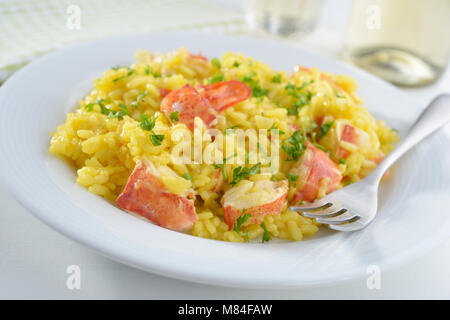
[0,0,245,81]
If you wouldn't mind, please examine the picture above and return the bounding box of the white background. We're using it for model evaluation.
[1,0,450,299]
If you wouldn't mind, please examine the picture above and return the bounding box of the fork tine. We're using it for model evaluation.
[329,220,367,231]
[302,208,347,219]
[289,202,333,212]
[315,214,360,225]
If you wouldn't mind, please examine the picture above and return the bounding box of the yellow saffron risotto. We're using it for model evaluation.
[49,47,398,242]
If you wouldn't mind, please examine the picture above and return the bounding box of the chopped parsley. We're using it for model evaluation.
[285,83,296,91]
[99,103,110,115]
[270,123,285,135]
[112,69,135,82]
[287,172,299,188]
[260,222,271,243]
[312,139,329,153]
[306,120,319,132]
[230,162,261,186]
[282,130,306,161]
[84,103,95,112]
[208,73,224,84]
[288,92,312,116]
[317,121,334,140]
[150,134,165,146]
[306,119,330,153]
[232,61,240,67]
[257,142,275,181]
[139,114,165,146]
[211,58,221,68]
[252,86,268,98]
[87,99,128,120]
[84,99,107,112]
[284,81,313,116]
[107,103,129,119]
[241,72,268,98]
[111,66,122,71]
[241,71,256,82]
[139,114,156,131]
[233,209,251,241]
[169,111,179,122]
[131,91,148,108]
[271,74,282,83]
[182,173,192,182]
[338,158,346,165]
[226,125,239,134]
[343,178,353,186]
[212,153,237,179]
[144,66,161,77]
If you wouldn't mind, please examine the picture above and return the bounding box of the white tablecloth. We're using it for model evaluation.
[1,0,450,299]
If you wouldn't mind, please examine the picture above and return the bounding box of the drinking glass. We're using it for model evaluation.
[343,0,450,87]
[243,0,324,37]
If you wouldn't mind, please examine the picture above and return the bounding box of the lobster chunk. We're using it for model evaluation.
[335,121,370,159]
[222,179,288,229]
[116,160,197,231]
[198,80,251,112]
[160,84,217,131]
[291,142,342,203]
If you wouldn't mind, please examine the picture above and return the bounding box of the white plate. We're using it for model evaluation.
[1,32,450,289]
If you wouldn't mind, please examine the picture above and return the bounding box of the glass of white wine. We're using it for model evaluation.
[343,0,450,87]
[243,0,324,37]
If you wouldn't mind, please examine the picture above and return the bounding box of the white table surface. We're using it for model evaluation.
[1,0,450,299]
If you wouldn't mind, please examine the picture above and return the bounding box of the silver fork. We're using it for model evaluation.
[289,94,450,231]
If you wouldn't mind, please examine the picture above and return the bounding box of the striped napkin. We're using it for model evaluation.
[0,0,245,81]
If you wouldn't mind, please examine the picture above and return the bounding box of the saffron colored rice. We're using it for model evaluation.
[49,48,398,242]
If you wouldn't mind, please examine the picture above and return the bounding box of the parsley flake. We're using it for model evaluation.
[233,209,252,241]
[317,121,334,140]
[84,99,109,112]
[131,91,148,108]
[139,114,156,131]
[282,130,306,161]
[241,72,267,98]
[270,123,285,135]
[107,103,129,119]
[271,74,282,83]
[139,114,165,146]
[230,162,261,186]
[169,111,179,122]
[182,173,192,182]
[211,58,221,68]
[112,69,135,82]
[260,222,272,243]
[150,134,165,146]
[212,153,236,179]
[208,73,224,84]
[287,172,299,188]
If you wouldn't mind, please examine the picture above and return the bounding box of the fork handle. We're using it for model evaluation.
[370,94,450,181]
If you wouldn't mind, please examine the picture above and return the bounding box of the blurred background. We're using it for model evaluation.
[1,0,450,299]
[1,0,449,89]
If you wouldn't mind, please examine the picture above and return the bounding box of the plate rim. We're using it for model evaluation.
[1,31,448,289]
